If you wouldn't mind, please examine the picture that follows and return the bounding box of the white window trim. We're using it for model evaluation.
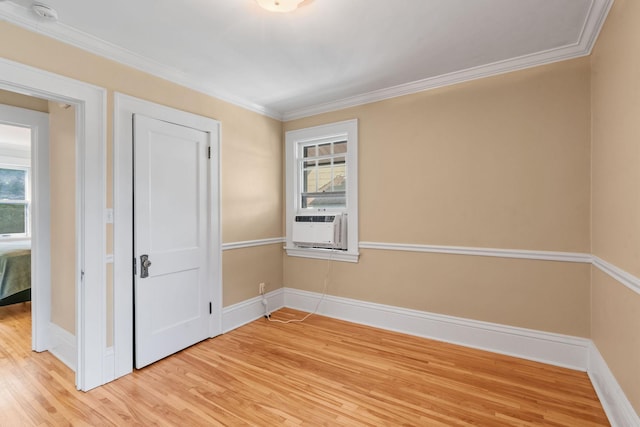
[285,119,359,262]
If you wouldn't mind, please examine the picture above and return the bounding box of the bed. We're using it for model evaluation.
[0,244,31,307]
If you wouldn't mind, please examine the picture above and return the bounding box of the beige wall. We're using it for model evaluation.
[285,250,590,336]
[591,0,640,413]
[285,59,591,252]
[0,89,49,113]
[223,244,283,306]
[48,102,76,334]
[0,20,284,316]
[284,58,592,336]
[591,269,640,412]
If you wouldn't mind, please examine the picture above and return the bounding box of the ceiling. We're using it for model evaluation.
[0,0,612,120]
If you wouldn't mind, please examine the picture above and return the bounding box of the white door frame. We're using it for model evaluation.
[0,104,50,353]
[113,93,221,380]
[0,58,107,391]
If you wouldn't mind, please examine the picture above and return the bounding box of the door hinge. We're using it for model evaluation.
[133,258,137,276]
[209,302,212,314]
[207,146,211,159]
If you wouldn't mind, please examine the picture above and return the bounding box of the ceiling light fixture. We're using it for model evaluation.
[256,0,303,13]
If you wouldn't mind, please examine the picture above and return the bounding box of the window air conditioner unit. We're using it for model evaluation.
[292,214,347,250]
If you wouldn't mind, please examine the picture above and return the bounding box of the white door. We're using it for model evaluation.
[133,114,211,369]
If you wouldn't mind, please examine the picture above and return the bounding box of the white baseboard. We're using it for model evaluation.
[588,343,640,427]
[48,322,76,372]
[222,288,285,333]
[283,288,590,371]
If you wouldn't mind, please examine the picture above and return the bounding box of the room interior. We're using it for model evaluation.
[0,91,76,361]
[0,120,33,306]
[0,0,639,425]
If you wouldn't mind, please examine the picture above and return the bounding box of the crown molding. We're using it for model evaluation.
[0,2,283,120]
[282,0,614,121]
[1,0,613,123]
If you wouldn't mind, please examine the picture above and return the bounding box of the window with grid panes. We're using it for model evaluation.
[300,140,347,210]
[285,119,359,262]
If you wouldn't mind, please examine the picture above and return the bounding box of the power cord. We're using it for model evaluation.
[265,248,335,324]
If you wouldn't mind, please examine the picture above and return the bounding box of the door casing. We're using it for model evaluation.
[113,93,222,380]
[0,57,107,391]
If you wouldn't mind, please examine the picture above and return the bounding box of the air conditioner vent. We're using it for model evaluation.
[292,214,347,250]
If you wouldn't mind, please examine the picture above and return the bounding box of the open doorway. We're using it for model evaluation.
[0,94,78,372]
[0,56,107,391]
[0,99,50,354]
[0,119,37,361]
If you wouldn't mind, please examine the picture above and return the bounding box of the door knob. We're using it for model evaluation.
[140,254,152,278]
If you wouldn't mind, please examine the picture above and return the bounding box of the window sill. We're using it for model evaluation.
[285,246,359,263]
[0,236,31,241]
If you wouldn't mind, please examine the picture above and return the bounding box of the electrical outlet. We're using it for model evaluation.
[259,282,266,295]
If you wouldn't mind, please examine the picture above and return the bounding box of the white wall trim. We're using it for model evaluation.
[222,237,285,251]
[588,343,640,427]
[0,2,281,121]
[282,0,613,121]
[359,241,592,263]
[48,322,77,372]
[283,288,590,371]
[592,256,640,296]
[222,288,285,333]
[360,242,640,298]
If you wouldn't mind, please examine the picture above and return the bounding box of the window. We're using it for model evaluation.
[285,119,358,262]
[0,166,30,238]
[300,140,347,209]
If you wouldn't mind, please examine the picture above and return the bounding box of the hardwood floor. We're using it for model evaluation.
[0,305,609,426]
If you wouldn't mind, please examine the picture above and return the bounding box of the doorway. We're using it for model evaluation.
[0,57,107,391]
[113,93,222,378]
[0,102,50,355]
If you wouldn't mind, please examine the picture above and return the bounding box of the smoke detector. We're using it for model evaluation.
[32,3,58,21]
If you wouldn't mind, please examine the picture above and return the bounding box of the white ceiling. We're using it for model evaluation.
[0,0,612,120]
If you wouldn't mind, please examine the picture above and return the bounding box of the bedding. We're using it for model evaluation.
[0,247,31,306]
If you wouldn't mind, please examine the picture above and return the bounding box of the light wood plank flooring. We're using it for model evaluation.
[0,304,609,426]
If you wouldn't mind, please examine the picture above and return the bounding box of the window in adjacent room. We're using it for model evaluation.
[0,166,30,238]
[285,119,359,262]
